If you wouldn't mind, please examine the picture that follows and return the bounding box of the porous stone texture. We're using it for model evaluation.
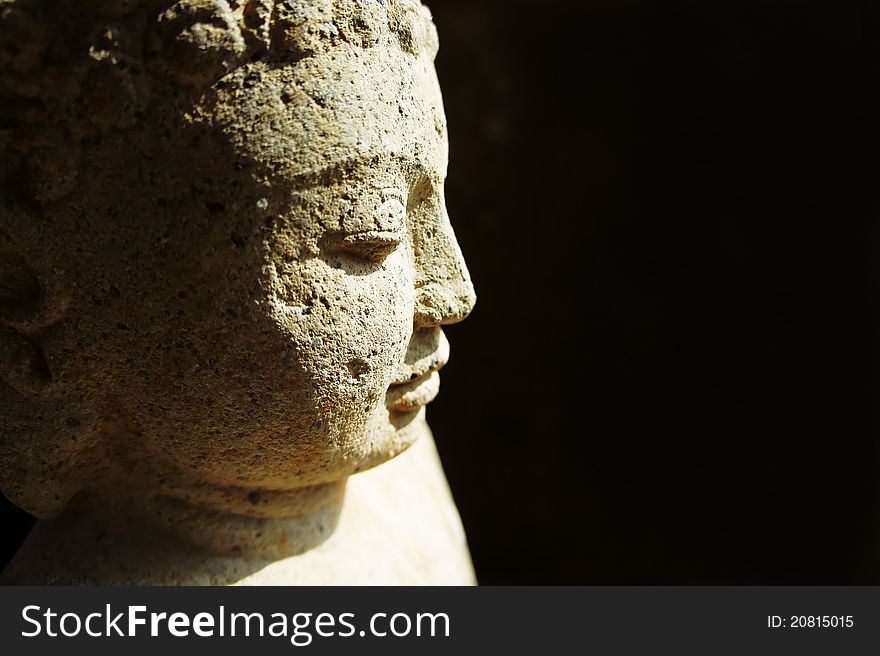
[0,0,476,585]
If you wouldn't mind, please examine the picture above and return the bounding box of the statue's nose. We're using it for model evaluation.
[412,207,476,329]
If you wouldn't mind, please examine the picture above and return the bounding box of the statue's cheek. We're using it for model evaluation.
[275,257,415,421]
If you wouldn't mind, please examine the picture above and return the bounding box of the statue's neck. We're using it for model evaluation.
[70,479,347,560]
[66,435,350,560]
[1,481,346,584]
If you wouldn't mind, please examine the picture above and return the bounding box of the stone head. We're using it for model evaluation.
[0,0,475,519]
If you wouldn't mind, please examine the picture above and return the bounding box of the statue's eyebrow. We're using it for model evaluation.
[286,158,359,189]
[287,154,432,189]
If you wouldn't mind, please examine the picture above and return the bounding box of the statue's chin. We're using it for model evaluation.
[357,406,432,472]
[110,407,432,521]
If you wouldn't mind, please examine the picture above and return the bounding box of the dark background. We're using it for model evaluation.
[426,0,880,583]
[3,0,880,583]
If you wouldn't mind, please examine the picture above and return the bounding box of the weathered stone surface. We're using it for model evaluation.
[0,0,476,585]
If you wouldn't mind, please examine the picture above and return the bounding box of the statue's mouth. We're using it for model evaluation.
[385,370,441,412]
[385,328,449,413]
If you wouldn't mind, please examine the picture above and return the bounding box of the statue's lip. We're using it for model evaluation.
[389,346,449,386]
[385,370,441,412]
[385,336,449,411]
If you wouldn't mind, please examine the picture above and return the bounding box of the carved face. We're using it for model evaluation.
[120,49,473,498]
[0,1,475,514]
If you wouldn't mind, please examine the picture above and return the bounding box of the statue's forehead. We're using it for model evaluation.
[205,47,448,181]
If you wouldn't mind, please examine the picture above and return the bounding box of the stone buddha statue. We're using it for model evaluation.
[0,0,476,584]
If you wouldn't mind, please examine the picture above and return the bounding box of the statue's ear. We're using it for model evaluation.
[0,242,43,328]
[0,238,54,398]
[0,230,83,519]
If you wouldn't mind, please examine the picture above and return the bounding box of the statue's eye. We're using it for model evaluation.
[321,229,403,263]
[321,194,406,263]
